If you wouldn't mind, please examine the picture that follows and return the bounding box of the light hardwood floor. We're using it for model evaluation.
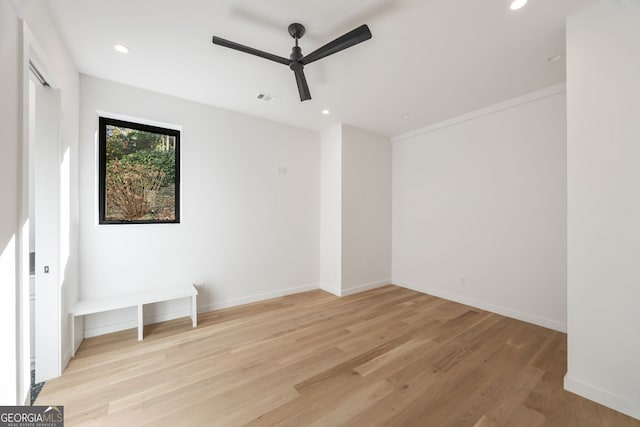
[37,285,639,426]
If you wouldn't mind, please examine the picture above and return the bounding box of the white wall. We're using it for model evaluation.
[320,125,342,295]
[319,124,392,296]
[565,0,640,420]
[0,0,21,405]
[392,86,567,332]
[341,125,391,294]
[79,75,320,337]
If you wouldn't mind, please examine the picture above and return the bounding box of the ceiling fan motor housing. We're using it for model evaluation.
[290,46,304,68]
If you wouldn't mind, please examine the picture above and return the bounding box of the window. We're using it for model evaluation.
[98,117,180,224]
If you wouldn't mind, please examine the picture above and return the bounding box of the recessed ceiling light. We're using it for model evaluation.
[114,44,129,54]
[547,53,565,62]
[510,0,528,10]
[321,109,331,115]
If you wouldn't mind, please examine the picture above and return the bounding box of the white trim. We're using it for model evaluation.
[22,25,59,89]
[393,279,566,333]
[564,375,640,421]
[61,349,72,373]
[96,110,183,131]
[198,283,319,312]
[341,280,391,297]
[18,21,63,393]
[318,280,391,297]
[319,283,341,297]
[83,283,320,338]
[391,83,567,143]
[83,307,197,338]
[72,316,83,356]
[84,318,137,339]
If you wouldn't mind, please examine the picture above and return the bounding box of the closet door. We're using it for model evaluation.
[33,81,62,383]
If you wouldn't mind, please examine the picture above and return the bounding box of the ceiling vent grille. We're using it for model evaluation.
[256,93,274,101]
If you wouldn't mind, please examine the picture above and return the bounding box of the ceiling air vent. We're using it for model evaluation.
[256,93,274,101]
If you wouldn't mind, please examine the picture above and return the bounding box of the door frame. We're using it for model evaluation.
[18,21,63,403]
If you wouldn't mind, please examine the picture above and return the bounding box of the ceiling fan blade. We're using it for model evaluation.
[301,24,372,65]
[294,69,311,101]
[212,36,291,66]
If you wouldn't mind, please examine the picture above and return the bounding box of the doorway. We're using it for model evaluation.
[24,56,63,403]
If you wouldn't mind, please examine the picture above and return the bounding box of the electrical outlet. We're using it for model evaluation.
[460,277,467,286]
[194,283,205,293]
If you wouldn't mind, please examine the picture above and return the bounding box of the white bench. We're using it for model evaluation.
[71,284,198,356]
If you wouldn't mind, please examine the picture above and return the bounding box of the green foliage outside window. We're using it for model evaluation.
[99,118,180,224]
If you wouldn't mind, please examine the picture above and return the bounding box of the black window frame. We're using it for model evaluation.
[98,116,181,225]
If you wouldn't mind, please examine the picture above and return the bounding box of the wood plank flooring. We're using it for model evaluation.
[36,285,640,426]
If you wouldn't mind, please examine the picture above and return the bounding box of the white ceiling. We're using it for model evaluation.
[47,0,594,137]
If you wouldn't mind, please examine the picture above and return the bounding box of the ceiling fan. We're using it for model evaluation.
[211,23,372,102]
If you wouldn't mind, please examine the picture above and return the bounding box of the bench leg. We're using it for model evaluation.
[138,304,143,341]
[191,295,197,328]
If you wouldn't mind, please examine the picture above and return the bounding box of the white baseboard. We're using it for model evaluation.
[83,283,320,338]
[341,280,391,296]
[319,283,341,297]
[73,316,83,355]
[393,279,566,333]
[564,375,640,421]
[318,280,391,297]
[197,283,319,313]
[62,349,72,373]
[84,319,138,338]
